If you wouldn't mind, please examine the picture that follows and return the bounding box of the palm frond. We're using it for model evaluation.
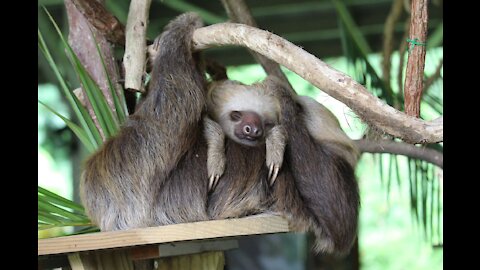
[38,8,129,236]
[332,1,443,247]
[333,0,398,107]
[38,186,96,233]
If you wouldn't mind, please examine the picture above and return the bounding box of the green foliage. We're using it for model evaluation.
[38,8,128,236]
[38,186,93,232]
[358,154,443,269]
[331,1,443,249]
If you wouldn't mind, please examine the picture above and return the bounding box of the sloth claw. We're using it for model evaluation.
[208,175,220,191]
[268,165,280,186]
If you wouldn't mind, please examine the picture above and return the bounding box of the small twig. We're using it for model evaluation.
[220,0,295,94]
[424,59,443,93]
[397,20,410,96]
[190,23,442,143]
[403,0,429,117]
[382,0,404,109]
[123,0,152,92]
[70,0,125,45]
[355,139,443,168]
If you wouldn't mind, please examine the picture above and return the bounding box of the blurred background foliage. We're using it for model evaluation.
[38,0,442,269]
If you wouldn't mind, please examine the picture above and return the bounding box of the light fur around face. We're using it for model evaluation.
[204,80,286,189]
[205,76,360,256]
[80,12,359,257]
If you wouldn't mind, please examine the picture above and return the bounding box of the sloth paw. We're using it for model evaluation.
[265,125,286,186]
[207,156,226,191]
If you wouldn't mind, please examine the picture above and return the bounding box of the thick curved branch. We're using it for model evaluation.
[220,0,294,93]
[355,139,443,168]
[190,23,443,144]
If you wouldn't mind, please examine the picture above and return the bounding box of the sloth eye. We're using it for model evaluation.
[230,111,242,121]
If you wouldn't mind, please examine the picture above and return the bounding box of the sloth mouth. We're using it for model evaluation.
[236,135,262,147]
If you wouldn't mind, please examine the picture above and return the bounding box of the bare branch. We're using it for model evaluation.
[220,0,294,94]
[189,23,442,144]
[397,20,410,95]
[355,139,443,168]
[382,0,404,109]
[123,0,152,92]
[404,0,429,117]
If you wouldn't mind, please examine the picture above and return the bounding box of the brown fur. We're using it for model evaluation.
[80,12,359,258]
[80,13,209,231]
[205,77,360,255]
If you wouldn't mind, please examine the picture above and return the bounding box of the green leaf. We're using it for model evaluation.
[90,29,128,123]
[38,28,101,150]
[42,7,120,141]
[38,200,86,222]
[39,101,96,153]
[436,170,442,243]
[38,186,85,213]
[38,212,62,225]
[407,158,418,226]
[333,0,396,106]
[70,226,100,235]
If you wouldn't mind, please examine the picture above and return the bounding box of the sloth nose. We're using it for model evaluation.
[243,125,262,138]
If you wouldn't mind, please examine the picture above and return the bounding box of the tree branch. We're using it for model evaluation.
[189,23,442,144]
[403,0,429,117]
[382,0,404,109]
[123,0,152,92]
[355,139,443,168]
[220,0,295,94]
[70,0,125,45]
[397,20,410,96]
[65,0,123,140]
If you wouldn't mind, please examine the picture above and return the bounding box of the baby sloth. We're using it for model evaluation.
[204,80,287,190]
[203,78,358,191]
[205,77,360,254]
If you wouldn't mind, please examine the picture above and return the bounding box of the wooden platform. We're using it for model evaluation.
[38,214,291,269]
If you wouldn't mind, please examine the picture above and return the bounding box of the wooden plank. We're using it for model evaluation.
[157,239,238,258]
[68,250,134,270]
[157,251,224,270]
[128,239,238,260]
[38,214,290,255]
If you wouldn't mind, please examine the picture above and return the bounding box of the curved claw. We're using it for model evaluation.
[268,165,280,186]
[208,175,220,191]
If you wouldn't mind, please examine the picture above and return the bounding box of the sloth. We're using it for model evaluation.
[204,77,360,254]
[80,12,360,256]
[203,78,358,190]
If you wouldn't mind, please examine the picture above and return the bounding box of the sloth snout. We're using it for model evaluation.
[243,124,262,138]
